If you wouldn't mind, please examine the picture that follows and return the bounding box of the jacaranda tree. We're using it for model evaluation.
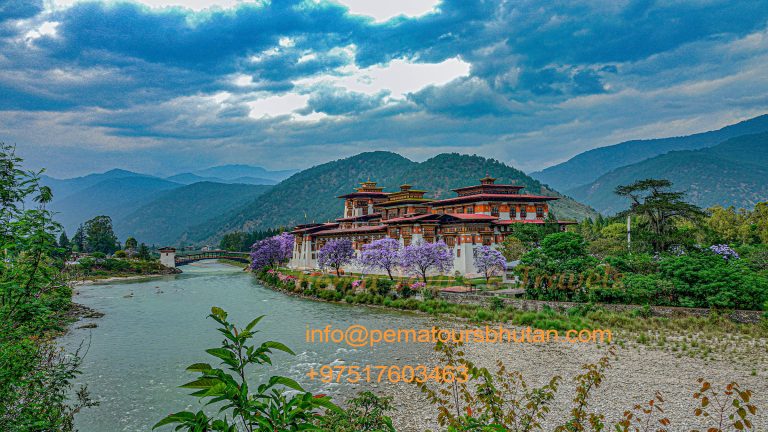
[318,238,355,276]
[359,238,401,280]
[399,240,453,283]
[249,232,294,271]
[473,246,507,284]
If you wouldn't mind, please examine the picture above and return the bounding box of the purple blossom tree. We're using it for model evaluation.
[318,238,355,276]
[399,240,453,283]
[473,246,507,284]
[249,232,294,271]
[359,238,401,280]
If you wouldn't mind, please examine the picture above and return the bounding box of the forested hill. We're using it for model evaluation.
[531,114,768,191]
[568,132,768,215]
[114,182,272,246]
[186,152,598,244]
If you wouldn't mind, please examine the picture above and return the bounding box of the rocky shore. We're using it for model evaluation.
[254,275,768,431]
[375,321,768,432]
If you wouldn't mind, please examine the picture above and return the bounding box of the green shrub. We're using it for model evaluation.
[371,278,393,296]
[488,296,505,311]
[315,391,394,431]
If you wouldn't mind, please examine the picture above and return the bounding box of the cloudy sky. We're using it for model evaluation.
[3,0,768,178]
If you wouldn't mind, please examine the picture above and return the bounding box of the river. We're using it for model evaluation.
[62,261,431,432]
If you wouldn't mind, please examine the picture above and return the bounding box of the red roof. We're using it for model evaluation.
[313,225,387,235]
[383,214,438,224]
[337,191,389,199]
[493,219,577,225]
[493,219,545,225]
[429,194,558,206]
[451,184,524,193]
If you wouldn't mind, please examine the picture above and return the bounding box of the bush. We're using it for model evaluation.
[335,278,351,295]
[658,251,768,310]
[315,391,395,431]
[488,296,505,311]
[370,278,393,296]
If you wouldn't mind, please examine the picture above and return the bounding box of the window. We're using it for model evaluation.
[510,206,516,218]
[520,207,527,218]
[491,206,499,216]
[466,206,474,213]
[536,206,544,218]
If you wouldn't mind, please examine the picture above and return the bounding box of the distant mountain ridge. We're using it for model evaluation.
[531,114,768,191]
[165,173,278,185]
[49,176,181,234]
[568,132,768,214]
[42,165,284,244]
[192,164,298,182]
[185,152,599,244]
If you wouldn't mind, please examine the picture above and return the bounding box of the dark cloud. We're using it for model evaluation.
[0,0,43,21]
[300,86,388,115]
[1,0,768,177]
[408,77,525,117]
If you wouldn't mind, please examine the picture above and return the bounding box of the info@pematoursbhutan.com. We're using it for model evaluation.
[304,324,612,384]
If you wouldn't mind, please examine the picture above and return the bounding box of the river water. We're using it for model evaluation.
[62,261,430,432]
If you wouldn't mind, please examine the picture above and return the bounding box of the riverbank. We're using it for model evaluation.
[256,270,768,361]
[253,271,768,431]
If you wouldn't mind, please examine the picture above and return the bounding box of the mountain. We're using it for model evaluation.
[531,114,768,191]
[192,164,297,182]
[114,182,272,246]
[568,132,768,215]
[166,173,277,185]
[51,176,181,234]
[185,152,598,243]
[42,168,149,200]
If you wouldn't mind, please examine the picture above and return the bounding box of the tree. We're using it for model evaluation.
[58,231,70,251]
[82,215,118,254]
[359,238,401,280]
[0,143,95,429]
[506,223,557,247]
[399,240,453,283]
[137,243,151,260]
[473,246,506,284]
[498,236,527,261]
[124,236,138,251]
[614,179,705,252]
[72,224,85,252]
[317,238,355,277]
[249,233,294,271]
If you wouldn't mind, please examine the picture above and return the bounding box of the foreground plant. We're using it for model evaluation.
[154,307,337,431]
[315,391,396,431]
[1,143,96,430]
[417,339,757,432]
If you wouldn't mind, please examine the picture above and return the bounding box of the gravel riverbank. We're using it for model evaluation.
[370,323,768,432]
